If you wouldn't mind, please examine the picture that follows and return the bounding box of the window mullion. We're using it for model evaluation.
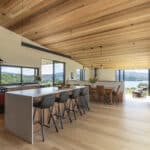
[21,67,23,85]
[0,65,1,85]
[53,61,54,86]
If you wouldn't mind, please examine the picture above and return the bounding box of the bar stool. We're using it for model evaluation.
[69,89,82,120]
[80,87,90,113]
[56,92,72,129]
[33,95,58,142]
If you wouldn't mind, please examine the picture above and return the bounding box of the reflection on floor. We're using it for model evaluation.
[125,94,150,103]
[1,100,150,150]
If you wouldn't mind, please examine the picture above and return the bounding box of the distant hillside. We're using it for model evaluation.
[42,72,63,80]
[125,71,148,81]
[1,72,63,84]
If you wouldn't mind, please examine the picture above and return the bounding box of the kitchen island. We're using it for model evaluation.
[5,86,88,144]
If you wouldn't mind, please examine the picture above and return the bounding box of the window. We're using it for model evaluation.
[116,69,150,96]
[0,65,38,85]
[120,70,124,81]
[53,61,65,85]
[41,59,53,85]
[1,66,21,84]
[124,69,149,95]
[76,69,80,80]
[115,70,120,81]
[22,68,36,83]
[76,69,85,81]
[41,59,65,85]
[115,70,124,81]
[81,69,85,80]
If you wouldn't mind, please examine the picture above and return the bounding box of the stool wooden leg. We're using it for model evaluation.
[80,98,86,114]
[72,101,77,120]
[58,104,63,129]
[48,108,52,128]
[64,103,72,123]
[75,98,82,116]
[33,108,37,123]
[48,106,59,132]
[85,97,90,111]
[51,114,59,132]
[40,109,45,142]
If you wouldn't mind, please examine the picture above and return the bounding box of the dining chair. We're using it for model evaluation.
[89,85,97,101]
[96,86,105,103]
[113,84,121,104]
[105,88,113,104]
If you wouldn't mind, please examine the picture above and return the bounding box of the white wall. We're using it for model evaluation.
[0,26,85,81]
[97,69,116,81]
[88,68,116,81]
[84,68,90,80]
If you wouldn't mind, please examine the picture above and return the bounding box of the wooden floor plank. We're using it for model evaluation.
[1,101,150,150]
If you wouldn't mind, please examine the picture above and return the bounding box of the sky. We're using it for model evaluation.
[42,63,63,74]
[2,67,34,75]
[2,67,21,74]
[41,64,53,75]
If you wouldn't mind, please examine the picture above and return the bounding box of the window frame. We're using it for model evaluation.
[53,60,65,85]
[22,67,38,84]
[115,70,125,81]
[41,59,53,85]
[76,69,80,80]
[80,69,85,81]
[0,64,39,86]
[0,65,22,85]
[76,69,85,81]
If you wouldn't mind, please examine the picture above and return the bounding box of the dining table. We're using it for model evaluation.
[90,86,113,104]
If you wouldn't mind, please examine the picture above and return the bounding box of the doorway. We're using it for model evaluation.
[116,69,150,102]
[124,69,149,102]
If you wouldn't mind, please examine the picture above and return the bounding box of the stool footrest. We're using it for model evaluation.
[34,121,50,128]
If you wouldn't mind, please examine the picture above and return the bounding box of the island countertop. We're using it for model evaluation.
[6,86,86,98]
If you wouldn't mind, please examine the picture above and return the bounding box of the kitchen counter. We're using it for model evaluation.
[3,84,40,91]
[5,86,88,144]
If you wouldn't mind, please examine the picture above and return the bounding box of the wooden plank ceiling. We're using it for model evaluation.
[0,0,150,69]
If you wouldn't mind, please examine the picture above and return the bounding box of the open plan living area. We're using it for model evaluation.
[0,0,150,150]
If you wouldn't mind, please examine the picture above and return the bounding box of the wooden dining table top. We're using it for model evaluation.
[91,87,113,97]
[90,86,113,104]
[91,86,113,90]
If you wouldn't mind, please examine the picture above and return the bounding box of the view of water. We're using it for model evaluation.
[125,81,148,88]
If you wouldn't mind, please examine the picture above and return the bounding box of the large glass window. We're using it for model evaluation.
[76,69,85,80]
[76,69,80,80]
[41,59,53,85]
[0,65,38,85]
[22,68,36,83]
[115,70,124,81]
[41,60,65,85]
[124,69,148,95]
[116,69,150,97]
[115,70,120,81]
[1,66,21,84]
[54,61,65,85]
